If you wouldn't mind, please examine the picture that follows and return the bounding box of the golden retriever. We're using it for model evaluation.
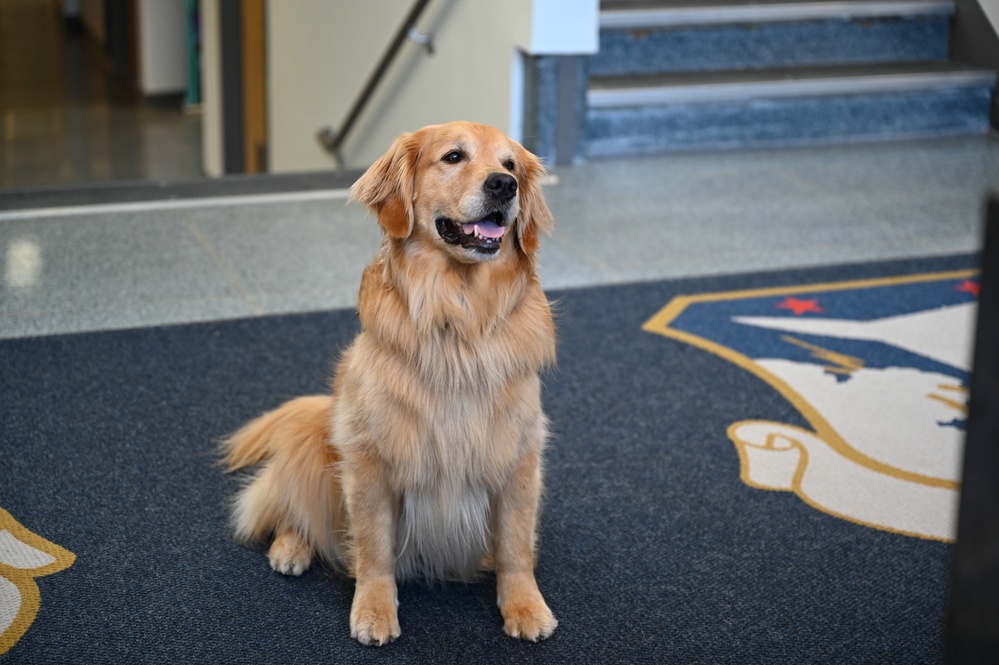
[222,121,558,646]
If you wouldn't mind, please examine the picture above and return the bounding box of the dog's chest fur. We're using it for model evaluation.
[335,252,554,581]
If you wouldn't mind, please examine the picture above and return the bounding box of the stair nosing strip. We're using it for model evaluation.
[600,1,955,29]
[587,69,997,107]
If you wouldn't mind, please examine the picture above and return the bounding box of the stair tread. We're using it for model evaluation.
[591,62,993,88]
[600,0,954,28]
[588,62,996,106]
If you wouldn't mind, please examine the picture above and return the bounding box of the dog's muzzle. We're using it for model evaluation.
[435,173,517,254]
[435,212,508,254]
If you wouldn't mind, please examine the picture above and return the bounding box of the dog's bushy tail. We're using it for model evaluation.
[222,395,332,471]
[221,395,346,563]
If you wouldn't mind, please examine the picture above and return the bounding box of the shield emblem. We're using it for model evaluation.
[643,269,979,542]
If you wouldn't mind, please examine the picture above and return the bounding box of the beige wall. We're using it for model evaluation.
[266,0,597,172]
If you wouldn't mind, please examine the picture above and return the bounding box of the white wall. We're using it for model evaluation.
[518,0,600,54]
[267,0,597,172]
[136,0,187,95]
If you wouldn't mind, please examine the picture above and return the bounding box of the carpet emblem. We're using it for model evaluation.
[0,508,75,655]
[643,270,978,542]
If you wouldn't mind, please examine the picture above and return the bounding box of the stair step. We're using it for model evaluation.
[589,64,997,108]
[600,0,954,29]
[570,0,996,158]
[586,64,996,156]
[593,1,953,76]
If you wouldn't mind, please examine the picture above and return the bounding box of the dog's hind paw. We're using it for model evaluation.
[268,531,313,576]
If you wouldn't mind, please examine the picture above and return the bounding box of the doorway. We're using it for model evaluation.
[0,0,203,189]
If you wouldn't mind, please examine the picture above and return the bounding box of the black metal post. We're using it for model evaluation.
[945,198,999,663]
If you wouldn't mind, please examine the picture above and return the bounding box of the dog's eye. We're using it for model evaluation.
[503,159,515,172]
[442,150,464,164]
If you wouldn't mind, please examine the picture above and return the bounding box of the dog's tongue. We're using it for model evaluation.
[462,221,506,239]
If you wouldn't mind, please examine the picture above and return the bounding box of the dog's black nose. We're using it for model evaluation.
[484,172,518,202]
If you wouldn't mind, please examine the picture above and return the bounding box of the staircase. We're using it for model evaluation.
[584,0,997,157]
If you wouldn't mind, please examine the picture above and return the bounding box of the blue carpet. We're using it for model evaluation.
[0,253,977,663]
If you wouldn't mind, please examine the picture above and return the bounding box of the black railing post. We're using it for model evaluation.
[945,198,999,663]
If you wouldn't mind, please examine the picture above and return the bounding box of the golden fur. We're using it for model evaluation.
[222,122,558,646]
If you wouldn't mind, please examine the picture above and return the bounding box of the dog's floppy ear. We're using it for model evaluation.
[349,132,420,239]
[515,146,554,255]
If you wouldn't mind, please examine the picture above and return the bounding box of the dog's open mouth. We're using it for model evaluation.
[435,212,508,254]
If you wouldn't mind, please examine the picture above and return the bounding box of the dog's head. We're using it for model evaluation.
[350,121,553,262]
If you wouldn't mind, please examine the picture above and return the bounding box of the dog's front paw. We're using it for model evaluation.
[350,577,401,646]
[498,572,557,642]
[267,531,313,576]
[351,609,400,647]
[500,595,557,642]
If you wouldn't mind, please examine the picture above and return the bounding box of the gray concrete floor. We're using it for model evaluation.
[2,135,997,339]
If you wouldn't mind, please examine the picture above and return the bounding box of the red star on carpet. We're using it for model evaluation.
[776,296,824,316]
[955,279,980,298]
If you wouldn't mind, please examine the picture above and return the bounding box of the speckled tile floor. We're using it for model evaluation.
[2,134,998,339]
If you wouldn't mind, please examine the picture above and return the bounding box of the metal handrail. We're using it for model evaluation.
[317,0,435,167]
